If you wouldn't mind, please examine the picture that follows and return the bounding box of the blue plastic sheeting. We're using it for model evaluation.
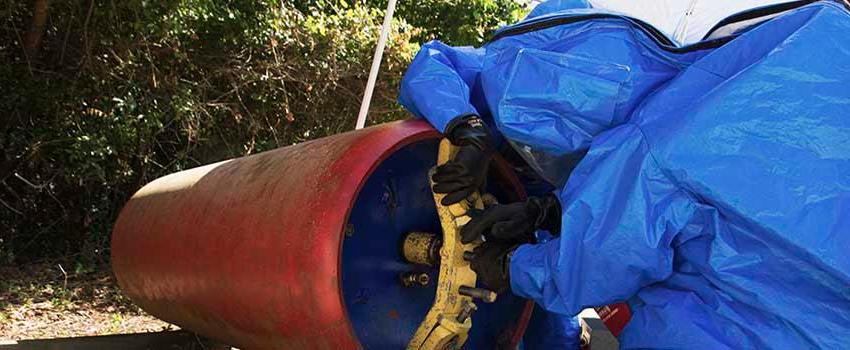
[522,304,583,350]
[399,1,850,348]
[527,0,590,19]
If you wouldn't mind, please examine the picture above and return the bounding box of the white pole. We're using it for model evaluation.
[355,0,398,130]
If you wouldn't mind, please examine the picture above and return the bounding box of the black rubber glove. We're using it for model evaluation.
[460,193,561,244]
[432,115,494,206]
[469,241,518,293]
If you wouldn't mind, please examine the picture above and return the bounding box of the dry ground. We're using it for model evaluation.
[0,263,174,341]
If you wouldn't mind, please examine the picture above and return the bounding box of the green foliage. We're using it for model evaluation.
[298,0,526,45]
[0,0,523,264]
[393,0,526,45]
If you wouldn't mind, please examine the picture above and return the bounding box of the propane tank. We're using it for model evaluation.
[111,120,533,349]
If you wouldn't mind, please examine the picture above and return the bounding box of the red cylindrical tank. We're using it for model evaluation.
[111,120,532,349]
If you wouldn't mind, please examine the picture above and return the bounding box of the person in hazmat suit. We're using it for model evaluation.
[398,0,850,348]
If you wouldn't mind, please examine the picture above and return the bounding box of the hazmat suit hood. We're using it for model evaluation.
[398,0,850,348]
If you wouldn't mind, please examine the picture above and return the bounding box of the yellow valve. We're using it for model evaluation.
[407,139,495,350]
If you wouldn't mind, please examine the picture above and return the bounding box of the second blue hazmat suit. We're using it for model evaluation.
[398,0,850,348]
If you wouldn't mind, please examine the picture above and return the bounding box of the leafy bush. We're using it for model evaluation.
[0,0,524,265]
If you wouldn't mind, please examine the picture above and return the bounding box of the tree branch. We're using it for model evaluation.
[23,0,49,60]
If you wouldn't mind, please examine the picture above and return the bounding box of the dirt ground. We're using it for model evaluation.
[0,263,175,341]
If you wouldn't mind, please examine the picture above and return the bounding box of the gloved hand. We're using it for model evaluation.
[432,115,494,206]
[461,193,561,244]
[469,241,518,293]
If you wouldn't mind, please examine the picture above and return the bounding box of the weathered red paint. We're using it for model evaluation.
[595,303,632,337]
[111,120,536,349]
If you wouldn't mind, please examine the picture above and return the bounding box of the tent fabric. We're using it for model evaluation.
[525,0,802,45]
[591,0,799,45]
[398,0,850,348]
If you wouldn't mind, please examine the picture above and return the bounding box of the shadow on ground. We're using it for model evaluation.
[0,331,228,350]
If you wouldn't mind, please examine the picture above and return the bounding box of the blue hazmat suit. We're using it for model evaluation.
[398,0,850,348]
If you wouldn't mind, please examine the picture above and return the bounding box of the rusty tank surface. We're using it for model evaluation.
[111,120,537,349]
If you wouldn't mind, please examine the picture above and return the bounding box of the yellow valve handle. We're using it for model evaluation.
[407,139,494,350]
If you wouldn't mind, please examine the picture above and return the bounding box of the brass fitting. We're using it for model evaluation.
[401,272,431,287]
